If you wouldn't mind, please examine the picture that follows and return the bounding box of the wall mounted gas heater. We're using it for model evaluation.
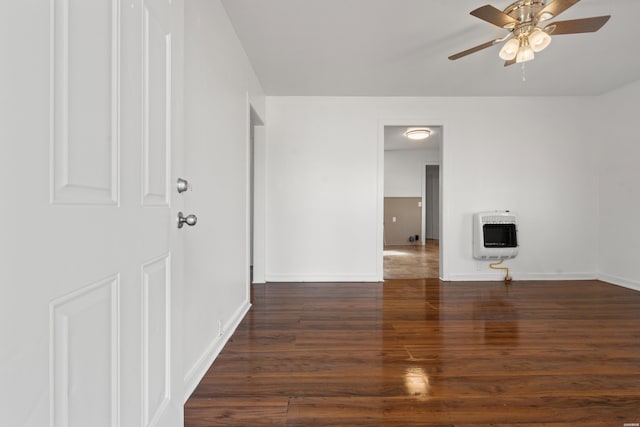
[473,211,519,260]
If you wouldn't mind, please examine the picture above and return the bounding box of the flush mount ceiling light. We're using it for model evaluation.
[404,128,431,141]
[448,0,610,66]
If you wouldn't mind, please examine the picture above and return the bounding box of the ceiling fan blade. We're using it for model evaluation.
[545,15,611,35]
[448,39,501,60]
[504,58,517,67]
[537,0,580,20]
[470,5,519,28]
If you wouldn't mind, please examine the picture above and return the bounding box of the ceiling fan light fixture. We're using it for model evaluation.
[516,38,535,63]
[448,1,611,65]
[404,128,431,140]
[528,28,552,52]
[499,38,520,60]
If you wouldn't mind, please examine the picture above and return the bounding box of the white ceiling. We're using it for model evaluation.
[220,0,640,96]
[384,126,442,151]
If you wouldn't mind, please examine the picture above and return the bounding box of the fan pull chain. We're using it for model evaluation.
[521,63,526,82]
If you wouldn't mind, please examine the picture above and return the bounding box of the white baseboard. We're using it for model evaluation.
[182,300,251,403]
[265,273,380,282]
[447,272,598,282]
[598,274,640,292]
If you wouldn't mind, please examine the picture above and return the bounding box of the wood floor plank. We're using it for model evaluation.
[185,279,640,426]
[185,397,289,427]
[286,396,452,426]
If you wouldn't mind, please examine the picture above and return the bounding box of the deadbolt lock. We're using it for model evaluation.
[177,178,191,193]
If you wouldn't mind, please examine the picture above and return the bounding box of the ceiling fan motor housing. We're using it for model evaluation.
[504,0,546,27]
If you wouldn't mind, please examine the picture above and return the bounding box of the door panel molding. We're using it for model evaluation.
[141,254,171,426]
[142,3,171,207]
[50,0,120,206]
[50,275,120,427]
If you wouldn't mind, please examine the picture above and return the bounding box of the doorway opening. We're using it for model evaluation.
[248,105,264,291]
[382,125,442,279]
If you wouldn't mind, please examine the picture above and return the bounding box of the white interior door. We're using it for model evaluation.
[1,1,185,426]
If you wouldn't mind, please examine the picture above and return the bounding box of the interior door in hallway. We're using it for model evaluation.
[425,165,440,240]
[1,0,185,426]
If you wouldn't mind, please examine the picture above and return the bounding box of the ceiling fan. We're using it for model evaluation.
[448,0,610,65]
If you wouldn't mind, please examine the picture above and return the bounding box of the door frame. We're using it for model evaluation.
[247,102,266,285]
[377,119,446,281]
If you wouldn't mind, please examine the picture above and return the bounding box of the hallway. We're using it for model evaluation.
[383,239,439,279]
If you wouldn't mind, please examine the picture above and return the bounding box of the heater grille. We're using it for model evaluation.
[482,215,516,224]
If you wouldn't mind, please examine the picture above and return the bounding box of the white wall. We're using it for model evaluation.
[183,0,265,400]
[384,149,439,197]
[266,96,599,282]
[597,79,640,291]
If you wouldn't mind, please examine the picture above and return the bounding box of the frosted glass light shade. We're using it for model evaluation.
[528,29,552,52]
[404,128,431,140]
[499,38,520,61]
[516,44,535,63]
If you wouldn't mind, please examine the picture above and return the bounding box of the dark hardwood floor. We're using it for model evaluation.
[185,280,640,426]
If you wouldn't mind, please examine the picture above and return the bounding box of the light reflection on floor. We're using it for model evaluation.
[383,250,410,256]
[404,367,431,397]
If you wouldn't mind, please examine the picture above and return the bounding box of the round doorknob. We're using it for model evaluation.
[177,211,197,228]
